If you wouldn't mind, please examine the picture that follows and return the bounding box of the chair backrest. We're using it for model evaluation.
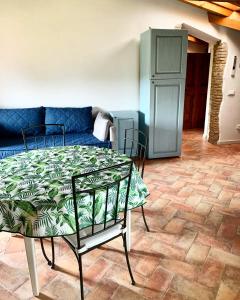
[123,128,147,179]
[22,124,65,151]
[72,161,133,250]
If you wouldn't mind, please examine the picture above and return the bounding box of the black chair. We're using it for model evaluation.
[61,161,135,299]
[123,128,150,232]
[22,124,65,269]
[22,124,65,151]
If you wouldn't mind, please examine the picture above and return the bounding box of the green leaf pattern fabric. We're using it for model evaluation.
[0,146,148,237]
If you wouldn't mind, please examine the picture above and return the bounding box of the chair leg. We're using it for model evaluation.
[77,255,84,300]
[141,205,150,232]
[122,234,135,285]
[50,237,55,269]
[40,238,55,267]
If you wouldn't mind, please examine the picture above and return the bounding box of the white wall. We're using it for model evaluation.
[219,28,240,143]
[0,0,240,142]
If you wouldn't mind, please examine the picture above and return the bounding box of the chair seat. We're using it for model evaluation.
[64,223,124,254]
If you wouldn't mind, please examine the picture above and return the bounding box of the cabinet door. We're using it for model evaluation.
[148,79,185,158]
[151,29,187,80]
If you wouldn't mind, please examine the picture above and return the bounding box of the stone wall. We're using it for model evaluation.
[208,42,228,144]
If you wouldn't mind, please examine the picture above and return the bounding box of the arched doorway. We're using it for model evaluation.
[178,23,228,144]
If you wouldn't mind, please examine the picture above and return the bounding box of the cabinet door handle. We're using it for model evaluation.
[152,75,155,77]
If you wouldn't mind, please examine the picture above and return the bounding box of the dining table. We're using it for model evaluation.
[0,145,149,296]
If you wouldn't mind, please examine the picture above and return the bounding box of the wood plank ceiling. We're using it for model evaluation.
[179,1,240,30]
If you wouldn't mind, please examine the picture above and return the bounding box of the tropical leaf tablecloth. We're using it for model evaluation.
[0,146,149,237]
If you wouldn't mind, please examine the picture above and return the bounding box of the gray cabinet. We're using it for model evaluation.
[110,111,138,154]
[140,29,187,158]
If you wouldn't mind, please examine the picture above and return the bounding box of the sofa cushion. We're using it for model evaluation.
[0,137,25,159]
[64,133,110,148]
[45,107,93,135]
[93,112,110,141]
[0,136,26,149]
[0,133,110,159]
[0,107,44,137]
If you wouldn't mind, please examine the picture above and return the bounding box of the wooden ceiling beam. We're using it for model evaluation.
[208,12,240,30]
[188,35,198,43]
[188,35,209,44]
[179,0,240,31]
[213,1,240,11]
[180,1,233,16]
[227,1,240,6]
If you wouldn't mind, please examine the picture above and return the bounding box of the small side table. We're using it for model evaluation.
[110,110,139,154]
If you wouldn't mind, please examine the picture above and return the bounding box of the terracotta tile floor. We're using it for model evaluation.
[1,130,240,300]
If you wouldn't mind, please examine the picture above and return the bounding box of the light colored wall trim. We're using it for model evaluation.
[203,43,214,140]
[218,139,240,145]
[180,23,220,44]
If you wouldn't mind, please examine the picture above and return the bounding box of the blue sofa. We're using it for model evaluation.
[0,106,111,159]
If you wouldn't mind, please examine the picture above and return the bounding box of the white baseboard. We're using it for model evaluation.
[202,133,208,140]
[217,139,240,145]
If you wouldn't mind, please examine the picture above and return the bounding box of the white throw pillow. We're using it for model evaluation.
[93,112,110,141]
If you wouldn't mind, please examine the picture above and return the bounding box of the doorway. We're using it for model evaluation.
[183,36,211,131]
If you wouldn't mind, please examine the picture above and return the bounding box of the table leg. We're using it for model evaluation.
[126,210,131,252]
[24,237,39,296]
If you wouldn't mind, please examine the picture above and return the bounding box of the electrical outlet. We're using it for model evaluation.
[228,90,235,96]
